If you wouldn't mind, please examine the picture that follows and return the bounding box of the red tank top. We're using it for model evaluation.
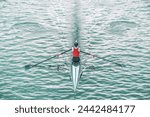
[73,48,80,57]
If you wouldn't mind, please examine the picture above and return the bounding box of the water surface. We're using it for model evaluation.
[0,0,150,99]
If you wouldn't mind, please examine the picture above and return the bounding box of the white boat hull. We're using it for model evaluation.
[71,62,81,91]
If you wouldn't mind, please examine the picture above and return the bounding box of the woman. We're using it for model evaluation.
[72,41,80,63]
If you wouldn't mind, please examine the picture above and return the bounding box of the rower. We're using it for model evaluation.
[72,42,80,63]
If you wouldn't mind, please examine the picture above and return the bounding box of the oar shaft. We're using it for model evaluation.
[26,49,71,69]
[80,50,124,67]
[30,56,56,68]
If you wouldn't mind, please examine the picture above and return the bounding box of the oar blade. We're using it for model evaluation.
[24,64,32,70]
[115,63,125,67]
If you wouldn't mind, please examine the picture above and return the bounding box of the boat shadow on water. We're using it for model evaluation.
[25,64,97,72]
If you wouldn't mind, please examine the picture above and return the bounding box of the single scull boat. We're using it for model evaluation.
[71,61,81,91]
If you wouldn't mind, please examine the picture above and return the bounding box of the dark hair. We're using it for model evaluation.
[74,42,78,47]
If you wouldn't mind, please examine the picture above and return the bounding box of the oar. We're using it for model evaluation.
[80,50,125,67]
[25,49,71,70]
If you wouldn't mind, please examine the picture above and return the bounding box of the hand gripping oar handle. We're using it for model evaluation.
[80,50,125,67]
[25,49,71,70]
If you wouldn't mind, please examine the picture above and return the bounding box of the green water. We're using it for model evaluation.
[0,0,150,99]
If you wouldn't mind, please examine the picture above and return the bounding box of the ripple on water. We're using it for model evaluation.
[11,22,45,32]
[108,20,138,35]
